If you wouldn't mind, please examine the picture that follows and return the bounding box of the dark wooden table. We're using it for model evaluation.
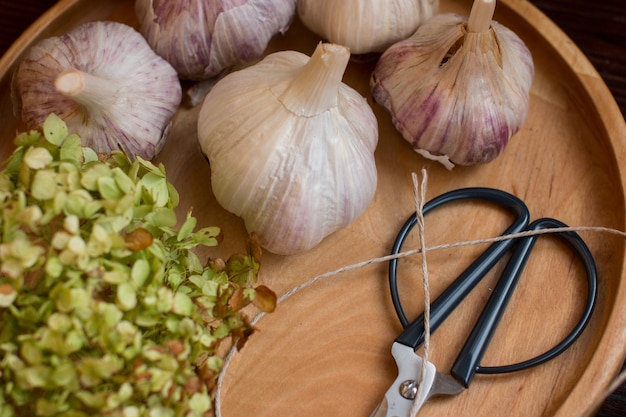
[1,1,625,416]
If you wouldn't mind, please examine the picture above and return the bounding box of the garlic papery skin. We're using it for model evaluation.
[12,21,182,160]
[135,0,297,81]
[297,0,439,55]
[197,43,378,255]
[370,0,534,168]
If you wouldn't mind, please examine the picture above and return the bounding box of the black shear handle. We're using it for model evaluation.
[392,188,531,346]
[451,218,598,387]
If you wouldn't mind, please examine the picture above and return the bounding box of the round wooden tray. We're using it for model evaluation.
[1,1,626,416]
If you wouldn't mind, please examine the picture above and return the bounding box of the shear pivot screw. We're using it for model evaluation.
[399,380,419,400]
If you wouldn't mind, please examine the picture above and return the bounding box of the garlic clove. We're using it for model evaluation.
[135,0,297,80]
[12,21,182,160]
[198,43,378,255]
[370,0,534,168]
[297,0,439,55]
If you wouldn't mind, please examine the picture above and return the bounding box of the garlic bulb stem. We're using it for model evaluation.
[271,43,350,117]
[55,69,120,109]
[467,0,496,33]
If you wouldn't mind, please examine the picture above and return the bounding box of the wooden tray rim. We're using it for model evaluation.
[1,0,626,415]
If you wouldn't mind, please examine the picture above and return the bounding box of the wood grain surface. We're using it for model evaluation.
[0,1,625,416]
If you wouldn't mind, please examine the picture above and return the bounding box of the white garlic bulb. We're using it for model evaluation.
[135,0,297,80]
[12,21,182,160]
[297,0,439,55]
[197,43,378,255]
[370,0,534,168]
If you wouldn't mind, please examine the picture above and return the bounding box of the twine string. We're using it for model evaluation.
[214,173,626,417]
[409,169,431,417]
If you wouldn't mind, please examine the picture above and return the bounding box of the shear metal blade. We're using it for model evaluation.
[369,398,388,417]
[370,343,465,417]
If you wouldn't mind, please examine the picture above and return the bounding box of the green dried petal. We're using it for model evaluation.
[98,176,122,200]
[122,406,140,417]
[74,390,107,409]
[206,355,223,373]
[199,334,216,348]
[81,163,112,191]
[67,236,86,255]
[58,162,80,190]
[59,133,82,162]
[47,313,72,333]
[188,392,211,414]
[64,330,84,354]
[42,113,68,146]
[49,285,72,314]
[58,249,77,266]
[156,288,173,313]
[17,365,52,389]
[117,282,138,311]
[101,303,123,327]
[23,146,53,170]
[14,130,41,147]
[134,313,160,328]
[112,167,136,195]
[70,288,92,319]
[5,353,25,371]
[39,328,65,355]
[177,212,197,241]
[171,292,193,317]
[52,190,67,216]
[64,189,94,217]
[82,147,98,163]
[83,200,103,218]
[147,406,174,417]
[110,194,135,214]
[45,257,63,278]
[51,361,78,389]
[31,170,58,200]
[147,368,171,393]
[19,339,43,365]
[104,270,129,285]
[131,258,151,288]
[140,172,170,207]
[145,208,177,228]
[51,231,70,250]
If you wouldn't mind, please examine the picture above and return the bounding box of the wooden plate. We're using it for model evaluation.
[1,1,626,416]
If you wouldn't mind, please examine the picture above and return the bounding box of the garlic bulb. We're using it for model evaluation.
[297,0,439,55]
[197,43,378,255]
[370,0,534,168]
[12,21,181,160]
[135,0,297,80]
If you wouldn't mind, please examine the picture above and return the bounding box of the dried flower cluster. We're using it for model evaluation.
[0,114,275,416]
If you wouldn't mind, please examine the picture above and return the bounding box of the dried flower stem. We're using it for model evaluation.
[467,0,497,33]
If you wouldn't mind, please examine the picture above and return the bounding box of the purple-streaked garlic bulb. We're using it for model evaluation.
[370,0,534,168]
[135,0,297,80]
[298,0,439,55]
[12,21,181,160]
[197,43,378,255]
